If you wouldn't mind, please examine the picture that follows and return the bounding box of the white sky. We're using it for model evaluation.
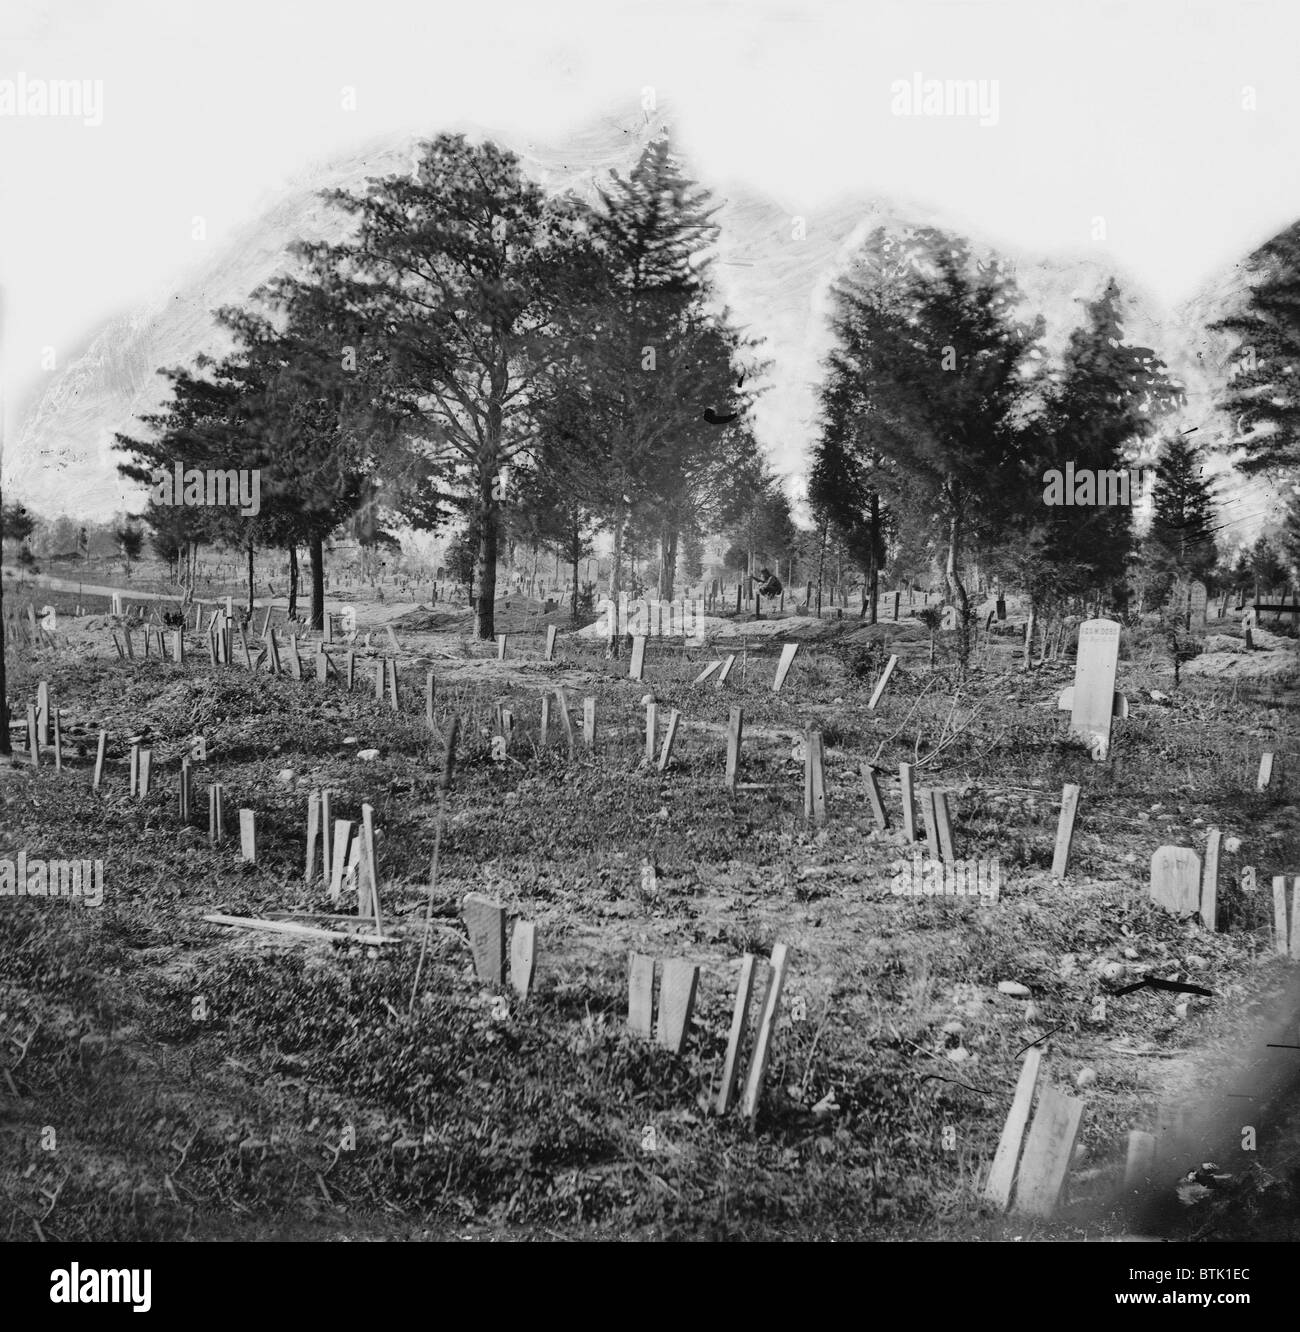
[2,0,1299,469]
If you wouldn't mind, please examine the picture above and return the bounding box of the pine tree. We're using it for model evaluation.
[1212,220,1300,473]
[1146,433,1218,583]
[816,226,1043,659]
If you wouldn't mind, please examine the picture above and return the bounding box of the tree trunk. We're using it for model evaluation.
[815,516,828,617]
[570,521,581,624]
[660,524,678,602]
[287,545,299,621]
[945,499,971,670]
[309,533,326,631]
[246,540,255,617]
[473,463,498,641]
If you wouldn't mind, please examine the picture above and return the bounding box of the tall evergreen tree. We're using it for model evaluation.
[816,226,1043,655]
[1145,432,1219,583]
[1212,220,1300,474]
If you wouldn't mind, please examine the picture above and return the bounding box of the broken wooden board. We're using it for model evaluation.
[644,702,658,764]
[305,792,321,882]
[740,943,790,1121]
[983,1047,1042,1209]
[862,765,889,830]
[329,820,354,902]
[208,784,225,845]
[1068,619,1121,759]
[544,625,557,661]
[627,953,655,1037]
[510,920,537,1000]
[693,660,723,685]
[715,654,736,687]
[867,655,898,712]
[771,642,799,693]
[462,893,506,985]
[716,953,758,1115]
[655,959,700,1055]
[203,914,401,945]
[1051,783,1081,880]
[1012,1085,1085,1217]
[1150,846,1202,916]
[933,790,956,863]
[92,731,107,790]
[919,787,941,860]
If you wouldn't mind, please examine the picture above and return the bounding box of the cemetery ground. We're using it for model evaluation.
[2,590,1299,1242]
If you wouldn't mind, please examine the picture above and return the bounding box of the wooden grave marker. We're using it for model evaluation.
[867,655,898,712]
[1273,877,1290,956]
[1051,783,1081,879]
[693,660,723,685]
[919,788,941,859]
[644,701,658,764]
[319,792,332,887]
[496,634,507,661]
[36,681,50,745]
[92,731,107,790]
[510,921,537,1000]
[715,654,736,687]
[425,672,436,730]
[862,765,889,830]
[387,660,399,711]
[803,729,826,824]
[1150,846,1202,917]
[539,695,551,749]
[1258,752,1274,792]
[772,643,799,693]
[305,792,321,882]
[627,953,655,1037]
[208,784,225,844]
[287,635,302,680]
[1291,878,1300,962]
[239,809,257,863]
[1189,580,1208,626]
[933,790,956,862]
[178,758,192,821]
[740,943,790,1121]
[359,804,382,932]
[725,706,743,791]
[346,651,355,691]
[462,893,506,984]
[1202,827,1221,931]
[983,1047,1043,1208]
[51,707,62,771]
[315,651,328,684]
[374,660,385,703]
[137,748,152,796]
[544,624,557,661]
[629,635,647,681]
[656,959,700,1055]
[717,953,758,1115]
[554,690,575,756]
[898,762,916,842]
[582,696,596,749]
[329,820,354,902]
[657,709,681,772]
[1012,1085,1085,1217]
[265,631,281,676]
[1067,619,1121,759]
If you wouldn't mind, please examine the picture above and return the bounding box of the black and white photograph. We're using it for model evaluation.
[0,0,1297,1285]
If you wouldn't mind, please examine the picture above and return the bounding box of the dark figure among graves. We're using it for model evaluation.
[750,567,783,617]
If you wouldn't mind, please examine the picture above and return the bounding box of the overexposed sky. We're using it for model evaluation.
[2,0,1298,460]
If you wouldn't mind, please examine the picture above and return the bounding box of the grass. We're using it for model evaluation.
[1,607,1298,1240]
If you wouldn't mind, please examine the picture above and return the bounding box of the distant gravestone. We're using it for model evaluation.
[462,893,506,984]
[1070,619,1121,760]
[1150,846,1202,916]
[1189,581,1208,626]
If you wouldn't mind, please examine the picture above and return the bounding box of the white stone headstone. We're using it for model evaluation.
[1070,619,1121,760]
[1189,581,1207,625]
[1150,846,1201,916]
